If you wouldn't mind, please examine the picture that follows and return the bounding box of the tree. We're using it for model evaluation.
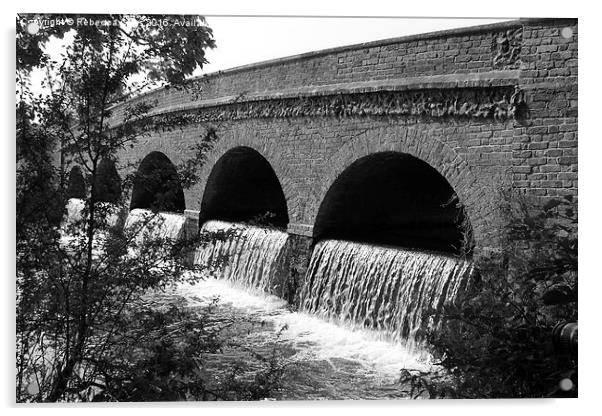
[15,13,227,402]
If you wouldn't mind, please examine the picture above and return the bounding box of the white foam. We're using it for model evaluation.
[177,277,435,380]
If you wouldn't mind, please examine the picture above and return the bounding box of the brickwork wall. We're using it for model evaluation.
[103,18,577,255]
[512,21,578,201]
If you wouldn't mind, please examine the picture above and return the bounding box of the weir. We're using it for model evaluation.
[124,208,187,241]
[300,240,473,344]
[194,221,473,346]
[195,220,290,295]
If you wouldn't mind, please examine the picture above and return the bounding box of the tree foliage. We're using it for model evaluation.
[14,13,252,402]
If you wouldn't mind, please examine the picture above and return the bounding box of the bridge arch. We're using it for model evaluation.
[93,159,121,203]
[67,165,86,199]
[200,146,289,228]
[309,126,500,252]
[195,131,299,225]
[130,151,185,213]
[314,151,471,255]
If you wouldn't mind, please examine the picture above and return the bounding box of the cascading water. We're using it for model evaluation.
[63,198,121,228]
[61,199,121,253]
[124,208,186,241]
[299,239,473,345]
[64,198,85,223]
[195,220,290,294]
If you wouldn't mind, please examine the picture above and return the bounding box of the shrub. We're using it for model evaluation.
[402,190,577,398]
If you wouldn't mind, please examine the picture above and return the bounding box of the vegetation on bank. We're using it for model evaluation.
[401,189,577,398]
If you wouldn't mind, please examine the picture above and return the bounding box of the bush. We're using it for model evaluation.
[403,191,577,398]
[20,291,288,402]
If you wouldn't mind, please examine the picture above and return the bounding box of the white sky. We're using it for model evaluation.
[28,17,511,90]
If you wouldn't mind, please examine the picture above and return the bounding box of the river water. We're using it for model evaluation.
[121,211,472,399]
[174,278,434,399]
[58,204,451,399]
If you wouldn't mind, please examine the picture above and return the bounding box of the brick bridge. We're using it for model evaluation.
[94,18,577,262]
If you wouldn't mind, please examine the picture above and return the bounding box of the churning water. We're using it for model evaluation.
[300,240,474,345]
[117,216,473,398]
[175,278,434,399]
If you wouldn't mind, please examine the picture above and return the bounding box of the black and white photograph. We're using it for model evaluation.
[11,2,584,406]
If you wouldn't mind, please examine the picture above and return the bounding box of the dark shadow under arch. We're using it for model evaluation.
[93,159,121,203]
[67,166,86,199]
[200,146,289,228]
[130,152,185,213]
[313,151,473,255]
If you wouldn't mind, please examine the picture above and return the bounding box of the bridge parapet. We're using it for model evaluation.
[109,18,575,125]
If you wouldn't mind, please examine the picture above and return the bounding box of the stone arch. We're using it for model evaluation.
[67,165,86,199]
[309,126,500,252]
[200,146,289,228]
[313,151,472,255]
[93,159,121,203]
[130,151,185,213]
[195,130,299,225]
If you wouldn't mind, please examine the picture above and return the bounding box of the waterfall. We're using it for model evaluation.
[299,239,473,344]
[195,220,290,294]
[124,208,186,241]
[63,198,121,228]
[194,220,472,347]
[64,198,85,223]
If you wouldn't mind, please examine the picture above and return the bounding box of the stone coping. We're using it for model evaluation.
[184,210,314,238]
[184,209,200,220]
[287,223,314,237]
[184,209,314,237]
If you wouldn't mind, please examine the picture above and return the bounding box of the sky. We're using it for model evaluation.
[28,16,511,92]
